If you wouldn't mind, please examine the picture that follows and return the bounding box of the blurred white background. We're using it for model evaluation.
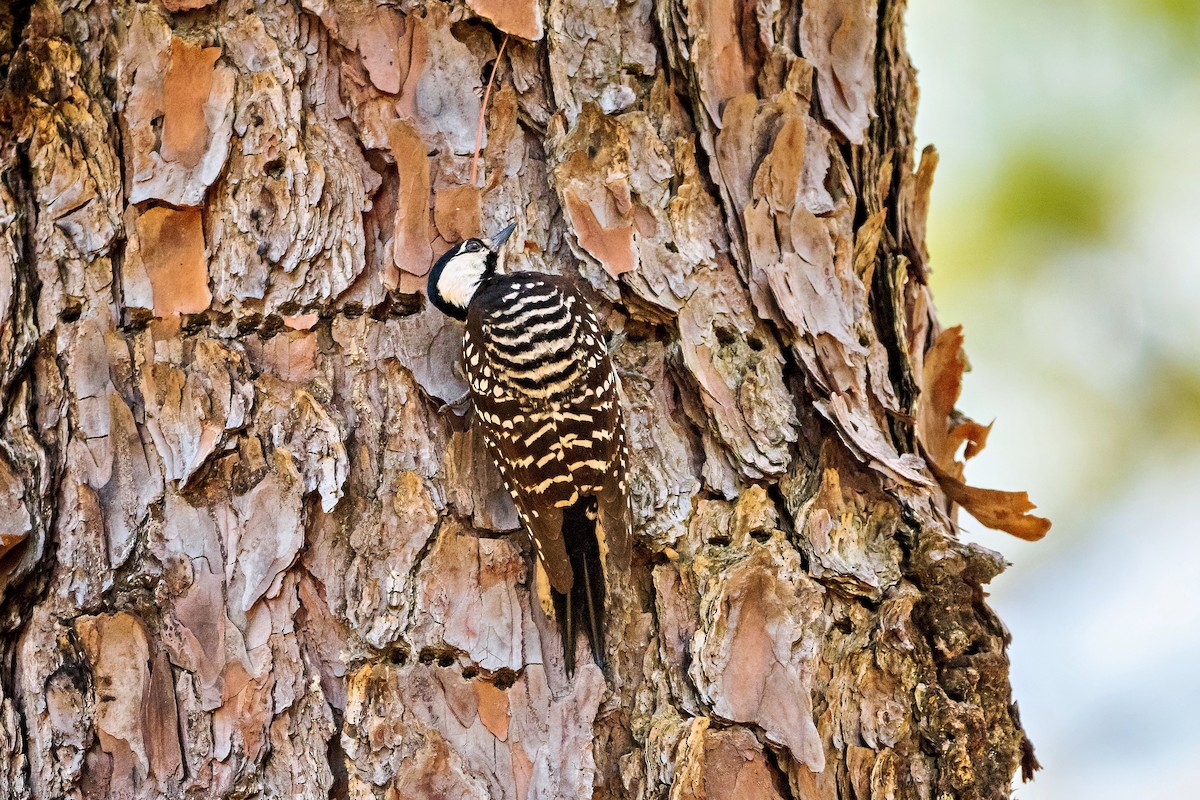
[908,1,1200,796]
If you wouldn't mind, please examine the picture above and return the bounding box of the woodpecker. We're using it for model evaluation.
[427,223,632,676]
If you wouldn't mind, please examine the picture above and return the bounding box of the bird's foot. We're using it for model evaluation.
[438,390,472,416]
[606,330,627,356]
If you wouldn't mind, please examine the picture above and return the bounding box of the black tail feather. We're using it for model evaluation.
[552,498,606,677]
[580,556,606,671]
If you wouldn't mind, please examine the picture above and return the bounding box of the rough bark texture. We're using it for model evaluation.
[0,0,1042,798]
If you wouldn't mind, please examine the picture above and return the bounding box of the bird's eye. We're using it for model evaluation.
[464,240,481,252]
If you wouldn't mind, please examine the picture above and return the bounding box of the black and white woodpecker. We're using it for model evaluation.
[427,223,632,676]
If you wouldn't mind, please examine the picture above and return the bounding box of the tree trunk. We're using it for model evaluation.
[0,0,1046,797]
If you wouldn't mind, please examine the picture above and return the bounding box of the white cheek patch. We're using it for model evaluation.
[437,250,488,309]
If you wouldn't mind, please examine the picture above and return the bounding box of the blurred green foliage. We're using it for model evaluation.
[1124,0,1200,49]
[986,149,1117,246]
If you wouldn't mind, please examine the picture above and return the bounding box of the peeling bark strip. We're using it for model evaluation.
[0,0,1044,798]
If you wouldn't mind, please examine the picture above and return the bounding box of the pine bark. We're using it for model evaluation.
[0,0,1043,798]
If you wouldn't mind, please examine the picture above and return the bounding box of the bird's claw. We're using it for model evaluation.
[606,330,627,356]
[438,391,473,416]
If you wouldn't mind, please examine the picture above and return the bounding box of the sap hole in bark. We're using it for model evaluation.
[384,645,409,665]
[664,241,678,254]
[714,325,737,347]
[236,312,262,334]
[492,669,518,690]
[209,310,233,329]
[748,336,765,352]
[749,527,771,542]
[707,531,731,547]
[263,158,285,179]
[462,666,479,680]
[342,302,364,319]
[833,616,853,634]
[371,290,424,320]
[258,314,285,339]
[60,301,82,323]
[124,307,154,331]
[181,312,208,334]
[418,646,460,666]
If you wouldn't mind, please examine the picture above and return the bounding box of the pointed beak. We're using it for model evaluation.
[489,222,517,251]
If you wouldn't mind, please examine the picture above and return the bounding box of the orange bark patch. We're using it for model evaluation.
[161,41,221,169]
[434,185,482,242]
[564,189,635,278]
[467,0,544,41]
[690,0,759,125]
[752,115,807,213]
[137,206,211,318]
[473,679,511,740]
[554,105,641,279]
[696,552,825,771]
[356,6,406,94]
[145,650,184,783]
[387,120,434,280]
[283,314,319,331]
[76,613,152,788]
[702,726,789,799]
[0,532,25,561]
[918,326,969,472]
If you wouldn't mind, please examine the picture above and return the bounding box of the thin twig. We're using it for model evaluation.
[471,34,509,188]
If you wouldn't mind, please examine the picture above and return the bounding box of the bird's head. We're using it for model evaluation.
[427,222,517,321]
